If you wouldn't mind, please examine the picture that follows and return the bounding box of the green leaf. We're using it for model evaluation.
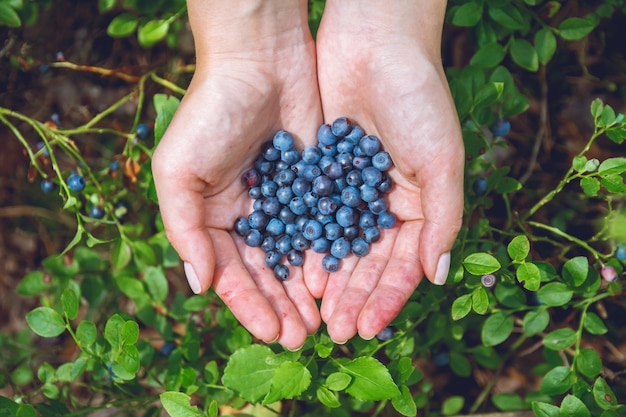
[463,252,501,275]
[532,401,560,417]
[451,294,472,320]
[340,357,400,401]
[492,393,525,411]
[488,4,525,30]
[442,396,464,415]
[392,384,418,417]
[104,314,125,349]
[592,377,617,410]
[132,240,157,266]
[61,288,79,320]
[316,386,341,408]
[543,328,577,350]
[605,126,626,144]
[137,19,170,47]
[580,176,601,196]
[562,256,589,287]
[17,271,50,296]
[160,392,204,417]
[473,82,504,109]
[121,320,139,345]
[541,366,575,396]
[222,345,277,402]
[559,15,598,41]
[0,3,21,27]
[98,0,116,12]
[599,104,617,127]
[107,13,138,37]
[516,262,541,291]
[263,361,311,404]
[522,309,550,336]
[537,282,573,306]
[76,320,97,346]
[326,372,352,391]
[510,38,539,72]
[26,307,66,338]
[560,395,591,417]
[153,94,181,148]
[535,27,557,64]
[449,351,471,377]
[144,266,168,302]
[452,2,482,27]
[470,42,506,68]
[481,311,514,346]
[495,283,526,308]
[508,235,530,262]
[600,174,626,193]
[471,287,490,315]
[16,404,38,417]
[576,348,602,378]
[112,239,133,271]
[583,312,608,335]
[183,295,210,311]
[599,157,626,175]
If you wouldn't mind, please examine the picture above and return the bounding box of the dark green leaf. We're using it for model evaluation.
[17,271,49,296]
[222,345,277,402]
[182,295,210,311]
[532,401,560,417]
[0,3,21,27]
[263,361,311,404]
[76,320,97,346]
[583,312,608,335]
[535,27,557,64]
[562,256,589,287]
[523,309,550,336]
[541,366,575,396]
[316,386,341,408]
[481,311,514,346]
[599,157,626,175]
[26,307,66,338]
[600,174,626,193]
[592,378,617,410]
[473,82,504,109]
[160,392,204,417]
[537,282,573,306]
[451,294,472,320]
[340,357,400,401]
[495,283,526,308]
[61,288,79,320]
[449,351,471,377]
[508,235,530,261]
[144,266,168,302]
[470,42,506,68]
[442,396,464,415]
[98,0,116,12]
[543,328,577,350]
[559,15,599,41]
[492,393,525,411]
[488,4,525,30]
[471,287,490,315]
[112,239,132,271]
[153,94,181,148]
[560,395,591,417]
[576,348,602,378]
[452,2,482,27]
[510,38,539,72]
[517,262,542,291]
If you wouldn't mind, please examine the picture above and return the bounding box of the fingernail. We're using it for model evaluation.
[330,337,348,345]
[184,262,202,294]
[434,252,450,285]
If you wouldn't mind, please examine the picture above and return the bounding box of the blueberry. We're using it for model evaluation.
[289,196,307,215]
[295,215,309,232]
[274,264,290,281]
[263,144,281,161]
[262,197,281,216]
[301,164,322,181]
[492,119,511,137]
[331,237,351,259]
[287,249,304,267]
[248,210,269,230]
[266,218,286,236]
[372,151,393,171]
[319,144,338,157]
[315,213,334,225]
[377,175,393,193]
[322,254,340,273]
[275,160,290,171]
[136,123,150,140]
[317,124,338,146]
[343,225,359,241]
[336,206,357,228]
[265,250,282,268]
[363,226,381,243]
[377,211,397,229]
[311,237,330,253]
[312,175,334,196]
[303,191,319,208]
[376,327,394,341]
[37,141,50,157]
[336,140,355,154]
[473,178,488,196]
[344,124,364,144]
[341,186,362,208]
[352,155,371,170]
[317,196,338,215]
[345,170,363,187]
[109,159,120,171]
[275,169,296,186]
[285,223,298,236]
[361,166,383,187]
[261,236,276,252]
[368,197,388,214]
[281,149,299,165]
[324,222,343,241]
[272,130,295,152]
[276,186,294,204]
[317,155,335,172]
[303,219,323,240]
[323,161,343,179]
[248,186,262,199]
[242,168,262,187]
[159,342,176,357]
[302,145,322,164]
[359,211,376,229]
[615,243,626,261]
[90,205,105,219]
[40,179,55,193]
[359,135,381,156]
[331,117,352,137]
[433,352,450,366]
[67,173,86,192]
[243,229,263,247]
[291,178,311,197]
[275,235,292,254]
[234,217,251,236]
[261,180,278,197]
[256,159,274,175]
[336,152,354,169]
[253,198,264,211]
[291,233,310,251]
[481,273,496,287]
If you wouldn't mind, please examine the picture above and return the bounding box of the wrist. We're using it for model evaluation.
[188,0,312,65]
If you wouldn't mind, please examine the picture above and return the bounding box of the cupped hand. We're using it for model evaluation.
[152,2,323,350]
[314,1,465,343]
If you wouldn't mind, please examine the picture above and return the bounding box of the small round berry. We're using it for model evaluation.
[361,166,384,187]
[312,175,334,196]
[376,327,394,341]
[616,243,626,261]
[159,342,176,357]
[360,185,379,203]
[90,205,105,219]
[351,237,370,257]
[275,169,296,186]
[359,211,376,229]
[377,211,397,229]
[275,235,292,254]
[67,173,86,192]
[317,124,338,146]
[274,264,290,281]
[291,233,310,251]
[287,249,304,267]
[377,175,393,193]
[234,217,251,236]
[272,130,295,152]
[263,144,281,161]
[303,219,323,241]
[600,266,618,282]
[242,168,262,187]
[343,225,359,241]
[266,218,286,236]
[303,191,319,208]
[319,144,338,157]
[265,250,282,268]
[256,159,274,175]
[336,206,357,228]
[363,226,381,243]
[311,237,330,253]
[261,181,278,197]
[341,186,362,208]
[289,196,307,215]
[344,124,364,144]
[324,222,343,241]
[243,229,263,247]
[368,197,388,215]
[248,210,269,230]
[248,186,262,199]
[372,151,393,171]
[331,237,351,259]
[492,119,511,137]
[317,196,338,215]
[481,273,496,288]
[336,140,355,154]
[352,155,371,170]
[291,178,311,197]
[345,170,363,187]
[433,352,450,366]
[40,179,55,193]
[302,145,323,164]
[359,135,381,156]
[136,123,150,140]
[109,159,120,171]
[323,161,343,179]
[276,186,294,204]
[473,178,488,196]
[331,117,352,137]
[261,235,276,252]
[262,197,281,216]
[322,254,340,273]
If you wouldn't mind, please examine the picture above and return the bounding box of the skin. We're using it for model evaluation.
[315,0,464,342]
[152,0,464,349]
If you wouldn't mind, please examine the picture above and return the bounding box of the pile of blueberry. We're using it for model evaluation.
[234,117,396,281]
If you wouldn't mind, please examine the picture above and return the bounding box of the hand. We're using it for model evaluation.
[152,0,322,350]
[314,0,465,343]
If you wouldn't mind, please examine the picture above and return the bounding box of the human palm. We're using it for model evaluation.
[315,22,465,342]
[152,45,323,350]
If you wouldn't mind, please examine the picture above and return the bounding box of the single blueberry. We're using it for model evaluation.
[368,197,388,214]
[345,170,363,187]
[274,169,296,186]
[324,222,343,241]
[336,139,355,154]
[317,155,335,172]
[319,144,338,157]
[275,235,292,254]
[272,129,295,151]
[159,342,176,357]
[248,210,269,230]
[317,123,338,146]
[361,166,383,187]
[295,215,309,232]
[242,168,262,187]
[303,219,324,240]
[336,152,354,169]
[341,186,362,208]
[263,144,281,161]
[322,254,340,273]
[343,225,359,241]
[40,179,55,193]
[331,237,351,259]
[372,151,393,171]
[311,237,330,253]
[377,211,397,229]
[433,352,450,366]
[281,149,299,165]
[276,186,294,205]
[291,178,311,196]
[37,141,51,157]
[376,327,394,341]
[303,191,320,208]
[274,264,290,281]
[289,196,307,215]
[261,180,278,197]
[136,123,150,140]
[352,155,371,170]
[291,233,310,251]
[243,229,263,247]
[234,217,251,236]
[344,124,364,144]
[359,135,381,156]
[262,197,281,216]
[301,164,322,181]
[363,226,381,243]
[255,159,274,175]
[317,196,338,215]
[285,223,298,236]
[261,235,276,252]
[265,250,282,268]
[276,160,290,171]
[312,175,334,196]
[323,161,343,179]
[109,159,120,171]
[266,218,286,236]
[377,175,393,193]
[617,243,626,261]
[253,198,264,211]
[336,206,357,228]
[287,249,305,267]
[314,212,334,225]
[302,145,323,164]
[90,205,105,219]
[359,211,376,229]
[473,178,488,196]
[331,116,352,137]
[248,186,262,199]
[67,173,86,192]
[491,119,511,137]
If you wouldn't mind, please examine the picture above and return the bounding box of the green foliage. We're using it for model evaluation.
[1,0,625,416]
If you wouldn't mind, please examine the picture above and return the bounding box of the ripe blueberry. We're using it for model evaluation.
[473,178,488,196]
[272,130,295,152]
[322,254,340,273]
[376,327,394,341]
[67,173,86,192]
[492,119,511,137]
[90,205,105,219]
[274,264,290,281]
[616,243,626,261]
[40,179,55,193]
[136,123,150,140]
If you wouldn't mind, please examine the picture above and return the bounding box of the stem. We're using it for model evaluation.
[526,220,601,261]
[150,72,187,95]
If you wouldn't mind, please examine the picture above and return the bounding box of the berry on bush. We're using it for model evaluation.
[481,273,496,287]
[376,327,394,341]
[616,243,626,261]
[234,118,396,280]
[473,178,488,196]
[136,123,150,140]
[67,173,86,192]
[491,118,511,137]
[90,205,105,219]
[40,179,55,193]
[601,266,618,282]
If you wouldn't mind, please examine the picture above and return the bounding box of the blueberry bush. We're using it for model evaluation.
[1,0,626,416]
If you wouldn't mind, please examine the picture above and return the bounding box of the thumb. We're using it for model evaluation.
[418,150,464,286]
[152,159,215,294]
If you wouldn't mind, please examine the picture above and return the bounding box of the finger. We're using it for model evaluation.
[417,148,464,285]
[357,221,424,339]
[324,230,395,343]
[282,266,321,335]
[319,255,358,328]
[209,229,280,343]
[302,251,330,298]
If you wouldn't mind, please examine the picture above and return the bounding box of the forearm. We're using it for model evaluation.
[187,0,311,62]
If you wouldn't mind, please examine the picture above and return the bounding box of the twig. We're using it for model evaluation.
[520,66,548,185]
